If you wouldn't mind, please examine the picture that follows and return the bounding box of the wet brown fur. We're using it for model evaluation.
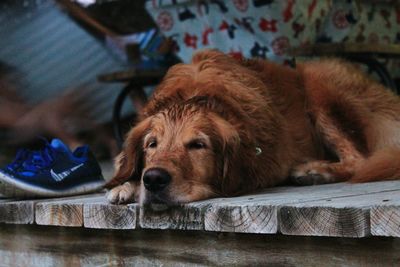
[107,50,400,204]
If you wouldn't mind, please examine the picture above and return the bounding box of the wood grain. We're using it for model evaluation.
[84,203,138,229]
[35,195,104,227]
[35,202,83,227]
[280,206,369,238]
[204,181,400,234]
[370,193,400,237]
[1,181,400,238]
[279,190,400,238]
[139,201,210,230]
[0,201,34,224]
[371,205,400,237]
[205,204,277,233]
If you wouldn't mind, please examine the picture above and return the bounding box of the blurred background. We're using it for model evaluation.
[0,0,174,170]
[0,0,399,171]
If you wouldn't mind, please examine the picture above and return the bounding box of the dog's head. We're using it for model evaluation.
[109,96,245,205]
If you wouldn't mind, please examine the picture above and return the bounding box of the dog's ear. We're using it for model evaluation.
[105,117,152,188]
[210,114,243,196]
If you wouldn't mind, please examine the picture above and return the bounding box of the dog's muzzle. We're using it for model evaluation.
[143,168,171,193]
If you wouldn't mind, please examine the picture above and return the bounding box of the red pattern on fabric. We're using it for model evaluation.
[283,0,295,23]
[308,0,317,18]
[202,27,214,45]
[271,36,290,56]
[156,11,174,32]
[228,49,244,59]
[259,18,278,32]
[184,33,198,49]
[333,10,349,29]
[219,20,229,31]
[233,0,249,12]
[147,1,400,80]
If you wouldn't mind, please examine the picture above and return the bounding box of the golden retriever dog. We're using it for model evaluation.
[106,49,400,205]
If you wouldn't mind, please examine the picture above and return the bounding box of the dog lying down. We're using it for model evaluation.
[106,49,400,206]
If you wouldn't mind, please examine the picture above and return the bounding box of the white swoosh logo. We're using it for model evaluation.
[51,163,84,182]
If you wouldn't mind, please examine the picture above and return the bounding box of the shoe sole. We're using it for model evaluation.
[0,171,105,198]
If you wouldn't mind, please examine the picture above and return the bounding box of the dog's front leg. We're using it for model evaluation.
[106,180,139,204]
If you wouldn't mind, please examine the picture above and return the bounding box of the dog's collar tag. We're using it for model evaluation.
[255,147,262,156]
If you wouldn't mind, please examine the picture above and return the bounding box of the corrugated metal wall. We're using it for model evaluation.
[0,0,134,123]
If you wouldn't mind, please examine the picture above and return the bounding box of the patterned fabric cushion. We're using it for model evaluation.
[146,0,400,79]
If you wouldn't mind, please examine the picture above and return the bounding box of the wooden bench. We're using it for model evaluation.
[1,181,400,266]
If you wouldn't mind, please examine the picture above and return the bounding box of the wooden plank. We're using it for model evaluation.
[0,195,102,225]
[83,203,138,229]
[139,200,213,230]
[279,190,400,238]
[136,181,400,233]
[0,194,103,226]
[140,181,400,233]
[2,181,400,238]
[205,203,277,233]
[204,181,400,234]
[35,203,83,227]
[280,206,369,238]
[0,198,13,202]
[0,193,129,229]
[1,224,400,267]
[35,194,105,227]
[0,200,34,224]
[371,199,400,237]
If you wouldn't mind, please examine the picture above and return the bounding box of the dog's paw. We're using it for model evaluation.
[290,161,334,185]
[106,182,136,204]
[290,173,333,185]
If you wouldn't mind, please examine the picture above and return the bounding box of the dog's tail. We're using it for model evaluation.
[351,148,400,183]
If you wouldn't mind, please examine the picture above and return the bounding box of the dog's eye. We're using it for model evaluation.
[148,140,157,148]
[187,140,207,150]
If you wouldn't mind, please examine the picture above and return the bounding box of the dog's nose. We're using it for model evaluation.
[143,168,172,192]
